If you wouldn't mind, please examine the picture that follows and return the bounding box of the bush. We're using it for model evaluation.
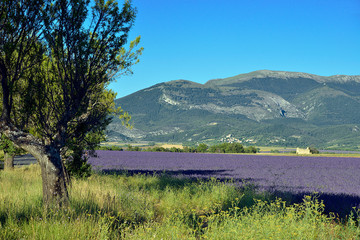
[146,146,167,152]
[245,146,258,153]
[208,142,247,154]
[309,147,319,154]
[65,150,92,179]
[196,143,208,153]
[96,145,123,151]
[183,146,196,153]
[127,145,141,151]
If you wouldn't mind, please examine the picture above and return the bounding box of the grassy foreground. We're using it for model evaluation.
[0,165,359,239]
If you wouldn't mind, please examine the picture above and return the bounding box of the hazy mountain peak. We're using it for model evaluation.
[251,70,321,79]
[327,74,360,83]
[205,70,324,86]
[165,79,204,87]
[205,70,360,86]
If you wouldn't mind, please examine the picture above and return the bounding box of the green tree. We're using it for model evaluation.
[196,143,208,153]
[309,146,319,154]
[0,0,45,170]
[245,146,258,153]
[0,0,142,207]
[208,145,218,153]
[0,135,24,169]
[225,142,243,153]
[63,89,126,180]
[208,142,246,153]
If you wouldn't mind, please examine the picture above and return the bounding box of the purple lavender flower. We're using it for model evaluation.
[88,151,360,197]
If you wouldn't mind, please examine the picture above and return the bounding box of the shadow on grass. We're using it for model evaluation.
[271,190,360,220]
[0,199,43,227]
[98,168,264,190]
[99,168,231,178]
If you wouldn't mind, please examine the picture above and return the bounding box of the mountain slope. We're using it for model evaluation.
[107,70,360,149]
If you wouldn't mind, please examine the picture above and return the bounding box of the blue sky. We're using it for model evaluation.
[109,0,360,98]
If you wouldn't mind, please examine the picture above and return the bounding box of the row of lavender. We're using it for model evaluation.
[88,150,360,197]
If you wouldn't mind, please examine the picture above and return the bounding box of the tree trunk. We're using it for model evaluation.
[0,123,69,207]
[60,149,72,187]
[36,146,69,208]
[4,152,14,170]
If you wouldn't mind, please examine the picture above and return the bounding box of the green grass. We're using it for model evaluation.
[1,165,359,239]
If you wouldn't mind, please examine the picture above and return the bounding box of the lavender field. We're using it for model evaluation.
[88,151,360,198]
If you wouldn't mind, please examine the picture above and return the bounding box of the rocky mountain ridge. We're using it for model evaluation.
[206,70,360,85]
[107,70,360,149]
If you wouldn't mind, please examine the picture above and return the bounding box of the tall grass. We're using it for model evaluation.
[0,165,359,239]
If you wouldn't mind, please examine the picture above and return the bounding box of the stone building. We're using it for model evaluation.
[296,147,312,154]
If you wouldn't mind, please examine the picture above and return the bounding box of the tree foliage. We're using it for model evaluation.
[208,142,257,154]
[125,143,258,154]
[0,0,142,206]
[0,134,17,155]
[197,143,208,153]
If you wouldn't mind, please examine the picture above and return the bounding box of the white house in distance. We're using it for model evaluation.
[296,147,312,154]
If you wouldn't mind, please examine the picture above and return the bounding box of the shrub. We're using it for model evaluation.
[245,146,258,153]
[96,145,123,151]
[65,150,93,179]
[183,146,197,153]
[127,145,141,151]
[309,147,319,154]
[196,143,208,153]
[208,142,247,154]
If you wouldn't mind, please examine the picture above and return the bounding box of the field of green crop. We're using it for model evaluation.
[1,165,359,239]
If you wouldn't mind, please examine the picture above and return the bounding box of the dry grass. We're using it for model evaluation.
[159,144,184,149]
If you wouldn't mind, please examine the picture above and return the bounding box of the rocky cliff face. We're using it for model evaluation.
[158,88,305,121]
[108,70,360,148]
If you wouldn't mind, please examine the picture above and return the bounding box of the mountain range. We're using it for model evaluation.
[107,70,360,149]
